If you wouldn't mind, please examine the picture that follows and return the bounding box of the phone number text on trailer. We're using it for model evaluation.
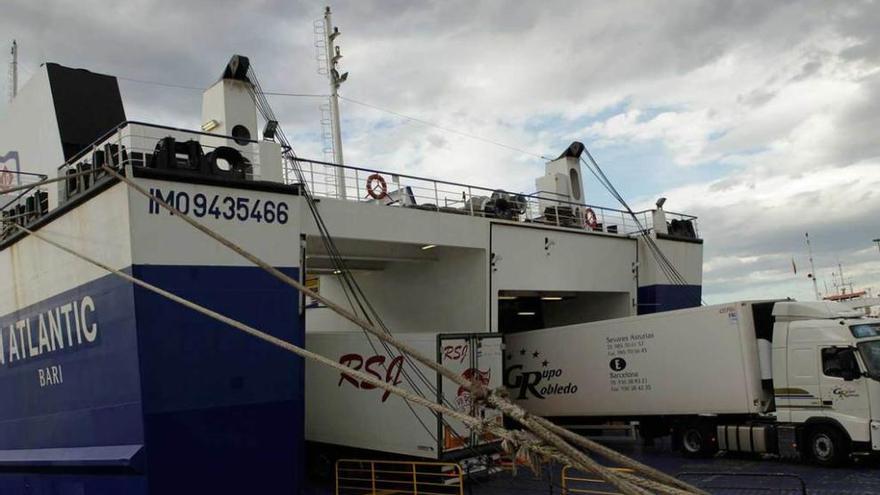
[147,187,289,224]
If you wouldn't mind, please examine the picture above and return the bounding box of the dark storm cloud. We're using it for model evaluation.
[2,0,878,301]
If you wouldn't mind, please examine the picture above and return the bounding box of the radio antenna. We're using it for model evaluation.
[7,40,17,103]
[805,232,821,300]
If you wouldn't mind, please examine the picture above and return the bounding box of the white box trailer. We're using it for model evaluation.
[504,302,773,418]
[506,300,880,466]
[306,331,503,462]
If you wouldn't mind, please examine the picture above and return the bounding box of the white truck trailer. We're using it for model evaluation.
[505,300,880,466]
[306,332,503,471]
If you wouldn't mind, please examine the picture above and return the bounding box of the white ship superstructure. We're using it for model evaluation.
[298,144,703,336]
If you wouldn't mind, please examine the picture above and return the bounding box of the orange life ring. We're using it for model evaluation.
[584,208,599,229]
[366,173,388,199]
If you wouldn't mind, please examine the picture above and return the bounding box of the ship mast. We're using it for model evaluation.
[805,232,821,300]
[322,6,348,199]
[8,40,17,103]
[832,259,854,296]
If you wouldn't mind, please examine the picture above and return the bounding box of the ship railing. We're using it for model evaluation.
[56,121,266,205]
[561,465,635,494]
[3,120,699,242]
[0,170,50,241]
[290,157,699,238]
[0,120,271,242]
[336,459,464,495]
[628,209,701,239]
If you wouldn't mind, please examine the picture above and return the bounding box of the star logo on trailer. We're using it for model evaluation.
[504,346,577,400]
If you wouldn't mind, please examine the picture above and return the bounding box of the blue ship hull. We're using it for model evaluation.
[0,264,304,494]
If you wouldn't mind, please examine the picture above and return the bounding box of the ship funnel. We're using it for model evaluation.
[201,55,258,152]
[556,141,585,160]
[535,141,587,215]
[221,54,251,83]
[201,55,284,182]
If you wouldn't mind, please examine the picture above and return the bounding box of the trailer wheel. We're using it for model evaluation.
[680,424,718,458]
[808,425,849,467]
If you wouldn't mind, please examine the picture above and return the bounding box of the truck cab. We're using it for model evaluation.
[771,301,880,465]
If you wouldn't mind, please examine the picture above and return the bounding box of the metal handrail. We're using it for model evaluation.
[632,208,698,221]
[295,156,636,215]
[55,123,265,201]
[55,119,262,172]
[12,119,699,241]
[336,458,463,495]
[561,465,634,495]
[295,156,534,195]
[291,158,693,236]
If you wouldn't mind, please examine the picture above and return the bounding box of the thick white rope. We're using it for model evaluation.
[97,165,702,494]
[100,165,468,389]
[13,223,483,427]
[535,417,707,495]
[13,222,650,494]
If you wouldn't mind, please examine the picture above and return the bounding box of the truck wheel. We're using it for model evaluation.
[808,426,849,467]
[680,424,717,458]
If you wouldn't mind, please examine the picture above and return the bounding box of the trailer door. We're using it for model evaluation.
[437,334,504,456]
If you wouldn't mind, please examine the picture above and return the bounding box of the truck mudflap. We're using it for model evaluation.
[776,425,800,458]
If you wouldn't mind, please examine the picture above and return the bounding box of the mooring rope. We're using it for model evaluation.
[99,166,469,391]
[96,167,659,494]
[535,417,706,494]
[15,222,652,495]
[12,223,486,428]
[82,165,703,494]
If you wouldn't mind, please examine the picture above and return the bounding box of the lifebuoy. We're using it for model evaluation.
[366,173,388,199]
[584,208,599,229]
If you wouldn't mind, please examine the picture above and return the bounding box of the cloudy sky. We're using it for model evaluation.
[2,0,879,303]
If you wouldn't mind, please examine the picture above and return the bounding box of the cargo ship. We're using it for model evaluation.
[0,46,704,493]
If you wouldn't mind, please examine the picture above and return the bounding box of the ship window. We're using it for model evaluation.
[231,125,251,145]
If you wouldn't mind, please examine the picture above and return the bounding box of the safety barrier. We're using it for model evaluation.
[561,465,634,495]
[3,120,700,243]
[56,121,265,205]
[336,459,464,495]
[289,156,699,238]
